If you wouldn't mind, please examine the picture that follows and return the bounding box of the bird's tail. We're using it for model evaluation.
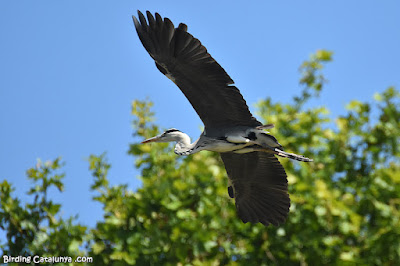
[273,148,313,162]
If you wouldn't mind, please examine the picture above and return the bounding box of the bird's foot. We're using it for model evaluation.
[273,148,313,162]
[256,123,275,130]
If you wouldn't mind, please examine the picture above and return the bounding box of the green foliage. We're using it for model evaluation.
[1,50,399,265]
[0,159,87,261]
[255,53,400,264]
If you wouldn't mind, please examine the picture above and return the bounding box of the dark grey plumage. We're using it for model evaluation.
[132,11,261,131]
[133,11,292,226]
[221,152,289,226]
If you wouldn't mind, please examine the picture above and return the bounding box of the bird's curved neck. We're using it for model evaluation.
[173,132,198,155]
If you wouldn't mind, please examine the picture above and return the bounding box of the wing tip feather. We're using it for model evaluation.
[178,23,188,32]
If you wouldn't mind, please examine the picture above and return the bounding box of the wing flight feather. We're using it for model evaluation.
[133,11,262,130]
[220,152,290,226]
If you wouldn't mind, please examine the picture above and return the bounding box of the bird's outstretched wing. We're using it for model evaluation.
[220,152,290,226]
[132,11,261,131]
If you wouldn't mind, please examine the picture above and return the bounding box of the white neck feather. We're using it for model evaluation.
[172,132,198,155]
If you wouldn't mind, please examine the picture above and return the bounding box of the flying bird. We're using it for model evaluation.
[132,11,313,226]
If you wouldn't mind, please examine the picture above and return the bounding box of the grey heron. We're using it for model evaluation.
[133,11,313,226]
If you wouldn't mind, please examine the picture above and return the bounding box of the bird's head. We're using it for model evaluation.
[141,128,182,143]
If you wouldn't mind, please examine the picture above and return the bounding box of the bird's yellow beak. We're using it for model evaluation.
[141,135,161,144]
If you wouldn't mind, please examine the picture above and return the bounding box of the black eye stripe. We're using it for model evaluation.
[165,129,180,133]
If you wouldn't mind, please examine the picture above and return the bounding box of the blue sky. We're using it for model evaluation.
[0,1,399,232]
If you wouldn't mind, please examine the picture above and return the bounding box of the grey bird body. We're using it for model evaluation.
[145,127,312,161]
[133,11,313,226]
